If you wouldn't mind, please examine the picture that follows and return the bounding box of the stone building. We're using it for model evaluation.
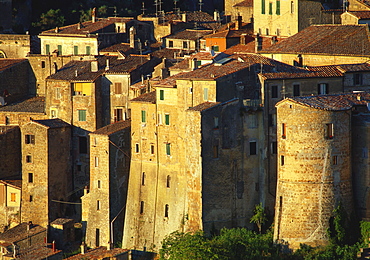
[82,120,131,249]
[20,119,72,228]
[274,92,370,248]
[253,0,342,37]
[0,179,21,230]
[260,24,370,66]
[225,0,253,23]
[0,34,33,59]
[341,11,370,25]
[0,127,21,179]
[163,29,212,51]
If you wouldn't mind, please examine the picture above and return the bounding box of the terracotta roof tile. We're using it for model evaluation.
[204,29,251,39]
[345,11,370,19]
[0,59,27,72]
[0,223,46,243]
[233,0,253,7]
[65,246,128,259]
[188,102,220,111]
[166,29,213,40]
[131,91,156,103]
[261,25,370,56]
[92,120,131,135]
[261,65,344,80]
[0,179,21,189]
[0,96,45,113]
[11,243,62,260]
[282,92,370,110]
[50,218,74,225]
[99,43,134,55]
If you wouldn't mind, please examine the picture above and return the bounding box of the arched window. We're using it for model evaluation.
[0,50,6,58]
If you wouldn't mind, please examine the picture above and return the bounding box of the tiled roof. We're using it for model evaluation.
[332,62,370,72]
[40,17,132,36]
[223,36,284,54]
[9,243,62,260]
[0,59,26,72]
[150,48,183,59]
[188,102,220,111]
[166,29,213,40]
[50,218,74,225]
[159,11,219,29]
[281,92,370,111]
[92,120,131,135]
[33,118,68,128]
[233,0,253,7]
[131,91,156,103]
[204,29,251,39]
[261,25,370,56]
[261,65,344,80]
[47,55,159,81]
[345,11,370,19]
[65,246,128,259]
[32,118,70,128]
[99,43,134,54]
[0,223,46,243]
[0,179,21,189]
[0,96,45,113]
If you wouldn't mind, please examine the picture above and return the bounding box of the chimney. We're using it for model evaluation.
[129,27,136,49]
[77,22,82,30]
[105,59,110,71]
[214,10,220,22]
[240,33,247,45]
[255,34,262,52]
[52,241,56,252]
[182,13,187,22]
[271,36,278,45]
[75,70,78,77]
[27,221,32,231]
[92,7,97,23]
[91,60,98,72]
[189,58,198,70]
[235,15,242,30]
[13,243,16,258]
[81,242,86,254]
[84,185,89,195]
[55,27,59,33]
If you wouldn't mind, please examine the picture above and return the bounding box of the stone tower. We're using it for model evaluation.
[274,95,356,249]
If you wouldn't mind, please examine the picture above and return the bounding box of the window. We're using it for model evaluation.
[46,44,50,55]
[140,201,144,214]
[213,145,219,158]
[74,46,78,55]
[204,88,209,101]
[160,89,164,100]
[262,0,266,14]
[271,85,278,98]
[266,28,269,36]
[189,87,193,94]
[57,45,62,55]
[29,195,33,202]
[86,46,91,55]
[78,110,86,121]
[135,143,139,153]
[95,157,99,167]
[97,180,101,188]
[333,156,338,165]
[28,173,33,183]
[212,45,219,52]
[151,144,155,155]
[141,110,146,123]
[276,0,280,14]
[114,83,122,94]
[95,229,100,247]
[282,123,286,139]
[26,155,32,163]
[281,155,285,166]
[79,136,87,154]
[326,123,334,139]
[97,200,100,210]
[166,175,171,188]
[165,114,170,125]
[10,193,16,202]
[73,83,91,96]
[25,134,35,144]
[268,114,276,127]
[55,88,61,99]
[269,2,273,14]
[293,84,300,96]
[114,108,123,122]
[291,1,294,13]
[5,116,9,125]
[354,74,363,85]
[318,83,328,95]
[183,41,188,49]
[250,141,257,155]
[169,40,173,47]
[41,61,45,68]
[165,204,169,217]
[142,172,145,186]
[166,143,171,156]
[272,142,277,154]
[214,117,219,129]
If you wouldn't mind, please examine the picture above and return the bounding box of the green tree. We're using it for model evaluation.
[250,202,268,234]
[33,9,65,31]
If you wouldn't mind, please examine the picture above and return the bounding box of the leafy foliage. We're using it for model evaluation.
[250,202,268,234]
[32,9,65,31]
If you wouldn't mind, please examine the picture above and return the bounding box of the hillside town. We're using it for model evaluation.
[1,0,370,258]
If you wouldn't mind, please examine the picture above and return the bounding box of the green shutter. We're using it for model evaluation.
[262,0,265,14]
[74,46,78,55]
[160,89,164,100]
[166,143,171,155]
[204,88,208,100]
[46,44,50,55]
[78,110,86,121]
[141,110,146,123]
[276,0,280,15]
[165,114,170,125]
[86,46,91,55]
[57,45,62,55]
[269,2,273,14]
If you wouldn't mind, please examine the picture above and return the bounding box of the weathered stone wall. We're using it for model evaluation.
[0,35,31,58]
[39,35,99,56]
[275,101,353,249]
[0,127,21,179]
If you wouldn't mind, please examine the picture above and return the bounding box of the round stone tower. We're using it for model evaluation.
[274,98,354,249]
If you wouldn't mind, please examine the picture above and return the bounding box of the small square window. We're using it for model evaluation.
[160,90,164,100]
[169,40,173,48]
[281,155,285,166]
[97,180,101,188]
[135,143,139,153]
[141,110,146,123]
[282,123,286,139]
[166,143,171,156]
[78,110,86,122]
[97,200,100,210]
[41,61,46,68]
[151,145,155,155]
[28,173,33,183]
[165,204,169,217]
[10,193,16,202]
[25,134,35,144]
[250,141,257,155]
[271,85,278,98]
[293,84,300,96]
[114,83,122,94]
[29,195,33,202]
[26,155,32,163]
[165,114,170,125]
